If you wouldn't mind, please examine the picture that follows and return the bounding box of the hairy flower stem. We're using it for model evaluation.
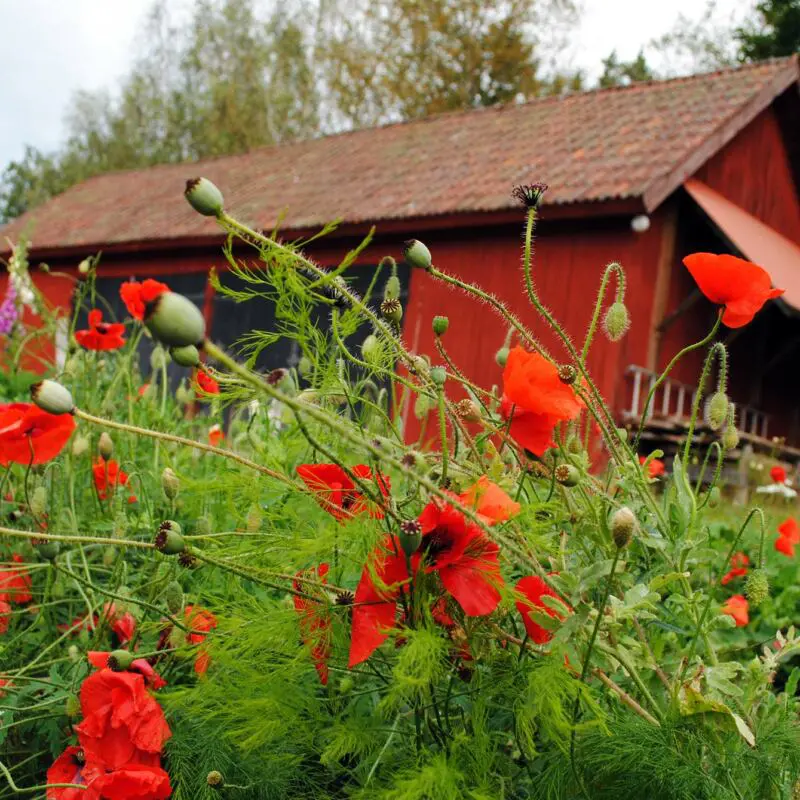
[581,262,626,363]
[593,669,660,726]
[634,312,722,449]
[73,408,294,488]
[0,524,153,550]
[682,342,727,464]
[0,757,86,795]
[436,391,449,485]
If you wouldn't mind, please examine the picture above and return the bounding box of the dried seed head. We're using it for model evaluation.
[334,589,355,606]
[178,551,197,569]
[511,183,548,209]
[603,302,630,342]
[432,316,449,336]
[611,507,636,549]
[557,364,577,385]
[402,450,421,469]
[30,380,75,415]
[266,367,288,387]
[554,464,580,487]
[154,521,185,555]
[144,292,205,348]
[745,569,769,607]
[380,298,403,325]
[184,177,224,217]
[456,398,481,423]
[403,239,432,271]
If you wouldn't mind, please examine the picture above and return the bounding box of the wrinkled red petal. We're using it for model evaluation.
[458,476,520,525]
[515,575,570,644]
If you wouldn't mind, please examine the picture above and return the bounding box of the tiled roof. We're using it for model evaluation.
[2,57,797,254]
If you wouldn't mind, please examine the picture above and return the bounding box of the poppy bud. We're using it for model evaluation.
[361,334,382,365]
[555,464,580,487]
[707,486,721,508]
[163,580,184,615]
[433,316,449,336]
[707,391,728,431]
[145,292,205,348]
[384,274,401,302]
[170,344,200,367]
[495,347,509,367]
[35,538,60,560]
[150,346,168,371]
[30,379,75,415]
[722,424,740,451]
[456,398,481,423]
[603,302,630,342]
[297,356,312,377]
[72,435,89,458]
[154,520,185,555]
[381,298,403,325]
[66,695,81,717]
[184,177,224,217]
[414,393,432,420]
[107,650,136,672]
[207,771,224,789]
[195,515,212,536]
[161,468,180,500]
[78,258,92,276]
[398,520,422,558]
[30,486,48,517]
[557,364,576,385]
[98,433,114,460]
[745,569,769,606]
[403,239,432,271]
[246,504,262,532]
[611,507,636,549]
[429,367,447,386]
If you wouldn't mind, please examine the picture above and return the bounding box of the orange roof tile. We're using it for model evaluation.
[2,57,797,255]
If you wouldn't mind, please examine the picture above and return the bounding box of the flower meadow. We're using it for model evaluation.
[1,179,799,800]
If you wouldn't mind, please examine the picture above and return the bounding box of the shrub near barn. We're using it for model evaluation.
[0,179,798,799]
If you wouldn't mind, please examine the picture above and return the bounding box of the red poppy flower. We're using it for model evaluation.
[208,424,224,448]
[639,456,665,479]
[515,575,570,644]
[418,498,504,617]
[0,403,76,466]
[185,605,217,675]
[458,476,520,525]
[500,347,583,455]
[683,253,784,328]
[293,563,332,685]
[775,517,800,557]
[720,552,749,585]
[120,279,170,321]
[297,463,391,522]
[93,458,136,503]
[770,465,787,484]
[721,594,749,627]
[75,310,127,351]
[0,554,32,604]
[349,535,415,667]
[0,599,10,634]
[193,369,219,395]
[75,669,171,769]
[91,762,171,799]
[47,746,102,800]
[138,384,150,398]
[88,652,166,690]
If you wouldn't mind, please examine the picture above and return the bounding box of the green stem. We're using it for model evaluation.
[437,391,449,485]
[682,342,726,464]
[581,262,625,363]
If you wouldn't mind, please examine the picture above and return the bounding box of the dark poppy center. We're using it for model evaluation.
[96,323,112,334]
[421,527,453,562]
[341,492,360,511]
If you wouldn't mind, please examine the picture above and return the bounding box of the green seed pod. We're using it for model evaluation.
[380,298,403,325]
[184,177,224,217]
[161,468,180,500]
[36,539,60,560]
[103,546,117,567]
[403,239,432,271]
[398,520,422,558]
[107,649,136,672]
[98,433,114,460]
[603,302,630,342]
[144,292,205,348]
[154,521,185,555]
[30,380,74,415]
[175,381,193,405]
[429,367,447,386]
[745,569,769,607]
[163,580,184,615]
[384,274,401,302]
[207,771,224,789]
[495,347,510,368]
[555,464,580,487]
[432,316,449,336]
[722,425,740,451]
[611,507,636,549]
[30,486,48,517]
[456,398,481,423]
[707,391,729,431]
[170,344,200,367]
[65,695,81,717]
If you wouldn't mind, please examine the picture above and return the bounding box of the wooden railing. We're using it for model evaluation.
[623,365,769,438]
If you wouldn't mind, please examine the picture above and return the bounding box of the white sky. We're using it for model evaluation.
[0,0,754,170]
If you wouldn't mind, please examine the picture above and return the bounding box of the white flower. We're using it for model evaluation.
[756,483,797,499]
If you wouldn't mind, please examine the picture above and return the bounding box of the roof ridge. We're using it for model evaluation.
[58,56,799,186]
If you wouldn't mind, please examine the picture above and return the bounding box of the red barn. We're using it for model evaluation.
[2,56,800,457]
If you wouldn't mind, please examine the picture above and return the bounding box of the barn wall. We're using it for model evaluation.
[694,105,800,245]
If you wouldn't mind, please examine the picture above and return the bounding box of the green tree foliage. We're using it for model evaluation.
[0,0,577,224]
[735,0,800,60]
[597,49,654,88]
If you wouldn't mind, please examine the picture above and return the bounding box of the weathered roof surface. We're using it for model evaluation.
[2,56,797,254]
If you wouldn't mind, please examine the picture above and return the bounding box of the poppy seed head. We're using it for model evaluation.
[512,183,548,209]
